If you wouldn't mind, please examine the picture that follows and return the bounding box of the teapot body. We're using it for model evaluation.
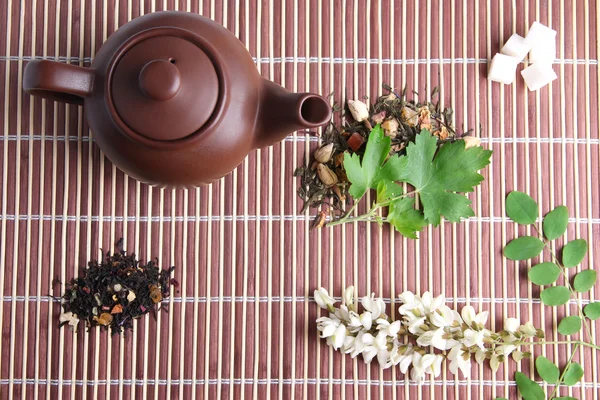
[87,12,260,187]
[24,11,332,187]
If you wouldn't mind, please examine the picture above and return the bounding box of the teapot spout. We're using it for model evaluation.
[254,79,332,149]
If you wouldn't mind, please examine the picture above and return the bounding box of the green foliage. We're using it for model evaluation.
[540,286,571,306]
[584,302,600,320]
[535,355,559,383]
[506,191,539,225]
[504,236,545,260]
[344,125,391,199]
[340,126,492,238]
[562,239,588,268]
[528,262,561,285]
[515,372,545,400]
[562,362,584,386]
[557,316,582,336]
[573,270,597,293]
[543,206,569,240]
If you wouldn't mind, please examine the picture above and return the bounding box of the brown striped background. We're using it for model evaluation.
[1,0,599,399]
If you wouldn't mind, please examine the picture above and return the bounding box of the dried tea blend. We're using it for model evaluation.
[58,239,176,335]
[296,85,476,222]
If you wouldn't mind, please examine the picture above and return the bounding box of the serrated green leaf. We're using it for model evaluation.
[563,362,584,386]
[515,372,545,400]
[396,129,492,226]
[386,195,427,239]
[584,302,600,320]
[540,286,571,306]
[558,315,582,335]
[573,269,597,293]
[504,236,545,260]
[543,206,569,240]
[343,125,391,199]
[506,191,539,225]
[376,181,387,203]
[535,355,559,383]
[528,262,561,285]
[562,239,588,268]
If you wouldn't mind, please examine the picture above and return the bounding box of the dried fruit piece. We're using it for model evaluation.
[463,136,482,149]
[111,304,123,314]
[149,285,163,304]
[347,132,366,151]
[95,313,113,326]
[381,118,399,138]
[488,53,520,84]
[401,107,419,126]
[372,111,386,125]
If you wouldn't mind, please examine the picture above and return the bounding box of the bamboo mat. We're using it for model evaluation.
[1,0,599,399]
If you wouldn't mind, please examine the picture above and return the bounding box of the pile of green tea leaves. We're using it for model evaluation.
[58,239,176,335]
[295,86,492,238]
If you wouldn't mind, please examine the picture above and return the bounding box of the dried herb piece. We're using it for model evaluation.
[58,239,176,335]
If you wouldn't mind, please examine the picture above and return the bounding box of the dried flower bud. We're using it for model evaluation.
[402,107,419,126]
[149,285,163,304]
[381,118,399,138]
[314,143,334,163]
[372,111,386,125]
[316,163,339,187]
[94,312,113,326]
[463,136,481,149]
[386,92,397,101]
[113,283,122,292]
[348,99,369,122]
[435,126,450,140]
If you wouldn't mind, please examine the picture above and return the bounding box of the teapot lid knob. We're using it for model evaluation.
[138,59,181,101]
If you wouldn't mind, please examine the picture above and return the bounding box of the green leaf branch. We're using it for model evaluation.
[503,191,599,400]
[326,124,493,238]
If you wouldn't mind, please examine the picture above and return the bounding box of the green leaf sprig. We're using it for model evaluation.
[326,125,493,238]
[504,191,600,400]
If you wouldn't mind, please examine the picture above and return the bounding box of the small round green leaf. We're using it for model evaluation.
[573,269,597,293]
[528,262,561,285]
[515,371,545,400]
[563,362,584,386]
[562,239,588,268]
[557,315,582,335]
[506,191,539,225]
[542,206,569,240]
[540,286,571,306]
[584,302,600,320]
[535,355,559,383]
[504,236,545,261]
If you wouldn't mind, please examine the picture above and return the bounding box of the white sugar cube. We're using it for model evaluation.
[521,62,557,91]
[529,38,556,63]
[501,34,532,60]
[525,21,557,48]
[488,53,521,84]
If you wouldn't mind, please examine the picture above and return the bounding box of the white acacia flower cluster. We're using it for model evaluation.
[314,287,543,381]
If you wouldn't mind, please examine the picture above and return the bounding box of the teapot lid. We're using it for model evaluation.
[110,28,221,142]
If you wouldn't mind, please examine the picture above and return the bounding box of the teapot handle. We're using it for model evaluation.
[23,60,95,105]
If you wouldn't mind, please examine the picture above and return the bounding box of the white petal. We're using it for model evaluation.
[388,321,402,336]
[399,354,413,374]
[461,306,477,327]
[332,325,347,350]
[420,354,436,370]
[314,288,335,309]
[377,349,391,368]
[504,318,520,333]
[398,291,415,306]
[430,294,445,312]
[408,317,426,334]
[360,312,373,330]
[375,332,388,349]
[421,292,433,311]
[520,322,538,337]
[362,333,375,345]
[475,349,487,364]
[362,347,378,363]
[344,286,355,307]
[475,311,489,326]
[416,331,435,347]
[430,329,448,351]
[321,324,337,338]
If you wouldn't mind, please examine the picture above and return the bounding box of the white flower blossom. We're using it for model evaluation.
[463,329,487,351]
[504,318,520,333]
[430,305,457,328]
[376,319,401,337]
[361,294,386,320]
[344,286,355,308]
[362,332,390,366]
[314,288,336,310]
[360,312,373,330]
[461,305,489,329]
[448,345,472,378]
[520,321,539,337]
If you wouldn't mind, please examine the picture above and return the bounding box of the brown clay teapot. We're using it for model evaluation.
[23,11,331,187]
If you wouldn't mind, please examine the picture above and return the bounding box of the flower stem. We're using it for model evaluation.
[537,340,600,351]
[326,191,417,227]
